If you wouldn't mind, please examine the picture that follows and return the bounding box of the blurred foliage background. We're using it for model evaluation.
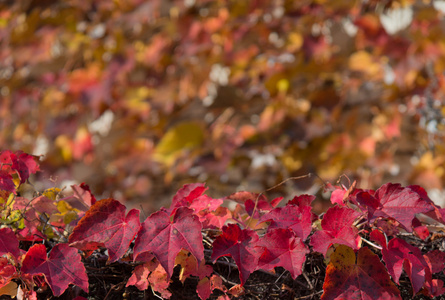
[2,0,445,213]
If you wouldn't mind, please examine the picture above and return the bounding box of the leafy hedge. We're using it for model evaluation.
[0,150,444,299]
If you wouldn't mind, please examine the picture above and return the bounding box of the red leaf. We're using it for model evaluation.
[287,194,315,207]
[259,204,313,241]
[321,245,401,300]
[370,229,432,294]
[21,244,88,296]
[10,151,40,183]
[367,183,434,232]
[170,183,207,210]
[58,183,96,213]
[256,228,309,279]
[189,194,223,213]
[330,189,347,206]
[31,196,57,215]
[412,218,429,240]
[200,207,232,229]
[211,224,261,285]
[310,206,362,256]
[0,228,21,258]
[0,257,17,288]
[69,199,140,262]
[197,274,227,300]
[133,207,204,277]
[73,183,96,207]
[270,196,283,208]
[0,171,15,194]
[424,250,445,274]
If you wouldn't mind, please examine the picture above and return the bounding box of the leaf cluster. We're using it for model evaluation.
[0,150,445,299]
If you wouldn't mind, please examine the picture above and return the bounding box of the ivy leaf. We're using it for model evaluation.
[370,229,435,295]
[175,250,212,283]
[310,206,362,256]
[197,275,227,300]
[21,244,88,297]
[189,194,223,213]
[287,194,315,207]
[424,250,445,274]
[321,245,401,300]
[256,228,309,279]
[10,151,40,183]
[0,228,21,258]
[259,204,313,241]
[68,199,140,262]
[211,224,261,285]
[359,183,434,232]
[133,207,204,278]
[0,257,17,288]
[0,171,15,194]
[126,259,172,298]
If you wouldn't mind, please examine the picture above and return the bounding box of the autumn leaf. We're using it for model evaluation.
[10,151,40,184]
[211,224,261,285]
[21,244,88,297]
[0,228,20,259]
[175,250,212,282]
[359,183,434,232]
[310,206,362,256]
[133,207,204,277]
[197,274,227,300]
[126,258,172,298]
[259,204,313,241]
[0,257,17,289]
[287,194,315,207]
[0,172,15,195]
[154,121,205,165]
[370,229,437,295]
[171,183,207,206]
[256,228,309,279]
[69,198,140,262]
[424,250,445,274]
[321,245,401,300]
[200,206,232,229]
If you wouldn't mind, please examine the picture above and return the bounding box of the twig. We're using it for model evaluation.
[361,237,382,250]
[246,174,313,228]
[295,290,323,299]
[302,271,314,290]
[213,270,238,286]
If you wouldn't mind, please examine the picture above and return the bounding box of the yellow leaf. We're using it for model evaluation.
[43,188,61,201]
[0,281,18,297]
[154,122,204,165]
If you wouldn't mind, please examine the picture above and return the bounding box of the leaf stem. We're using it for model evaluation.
[361,237,382,250]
